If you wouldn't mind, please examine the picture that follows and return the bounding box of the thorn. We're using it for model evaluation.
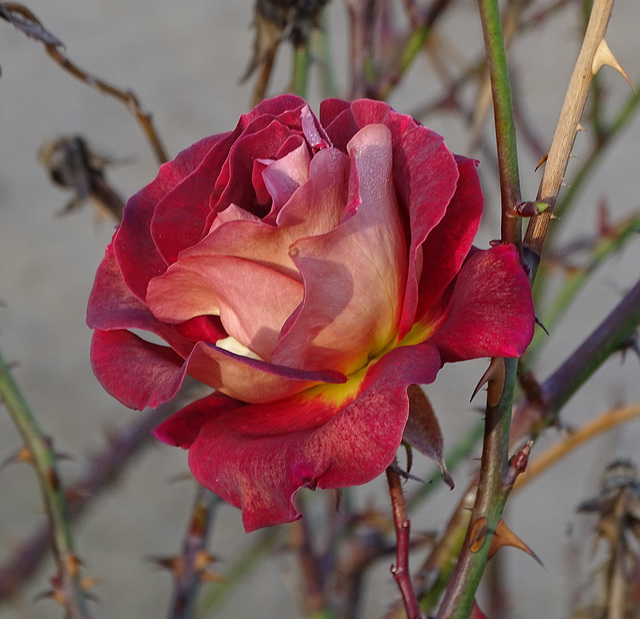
[149,555,183,577]
[489,519,544,567]
[470,358,506,407]
[389,460,425,484]
[535,315,549,336]
[576,122,587,132]
[0,445,34,471]
[592,39,635,91]
[535,152,548,171]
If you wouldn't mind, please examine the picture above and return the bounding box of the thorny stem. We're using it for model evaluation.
[166,486,221,619]
[513,402,640,493]
[435,0,524,614]
[386,464,422,619]
[435,359,519,619]
[524,0,618,276]
[0,348,92,618]
[478,0,522,248]
[0,402,175,600]
[513,276,640,440]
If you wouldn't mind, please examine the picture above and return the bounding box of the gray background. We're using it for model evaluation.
[1,1,639,617]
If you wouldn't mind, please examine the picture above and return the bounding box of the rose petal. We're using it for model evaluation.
[115,133,226,300]
[272,124,407,375]
[184,341,346,404]
[147,254,304,360]
[416,155,483,317]
[91,329,187,410]
[261,140,311,214]
[429,244,534,361]
[87,244,205,357]
[321,99,461,338]
[180,342,441,531]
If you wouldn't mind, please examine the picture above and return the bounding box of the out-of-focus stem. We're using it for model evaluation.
[0,348,92,618]
[166,486,221,619]
[292,44,311,99]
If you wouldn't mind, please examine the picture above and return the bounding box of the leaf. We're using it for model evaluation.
[402,385,454,489]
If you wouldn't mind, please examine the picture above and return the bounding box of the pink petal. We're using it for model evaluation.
[429,244,534,362]
[273,124,407,375]
[320,99,461,338]
[147,147,351,360]
[261,140,311,214]
[146,255,303,360]
[183,341,346,404]
[176,342,441,531]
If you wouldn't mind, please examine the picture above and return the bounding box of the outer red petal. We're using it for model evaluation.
[429,244,534,362]
[87,244,202,357]
[159,343,441,531]
[91,329,187,410]
[114,133,225,301]
[417,155,483,317]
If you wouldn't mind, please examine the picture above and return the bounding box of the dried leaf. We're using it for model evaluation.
[403,385,453,489]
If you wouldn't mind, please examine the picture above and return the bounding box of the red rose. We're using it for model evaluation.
[87,95,534,531]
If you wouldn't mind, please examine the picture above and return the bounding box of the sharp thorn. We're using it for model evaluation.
[592,39,635,91]
[535,152,548,171]
[535,316,549,336]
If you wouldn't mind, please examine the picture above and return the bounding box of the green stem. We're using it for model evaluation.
[478,0,522,246]
[0,348,91,618]
[436,358,518,618]
[292,44,311,99]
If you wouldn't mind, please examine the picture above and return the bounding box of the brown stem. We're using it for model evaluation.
[524,0,617,270]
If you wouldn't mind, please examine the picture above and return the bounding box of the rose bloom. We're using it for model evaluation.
[88,95,534,531]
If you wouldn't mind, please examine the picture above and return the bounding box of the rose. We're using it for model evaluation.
[87,95,534,532]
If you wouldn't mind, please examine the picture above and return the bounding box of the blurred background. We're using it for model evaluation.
[1,0,639,617]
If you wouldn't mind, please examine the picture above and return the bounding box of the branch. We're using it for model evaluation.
[524,0,621,273]
[0,348,92,617]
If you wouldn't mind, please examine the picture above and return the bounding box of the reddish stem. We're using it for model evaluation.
[386,465,422,619]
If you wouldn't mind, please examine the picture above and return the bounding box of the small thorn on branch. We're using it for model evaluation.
[470,358,506,407]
